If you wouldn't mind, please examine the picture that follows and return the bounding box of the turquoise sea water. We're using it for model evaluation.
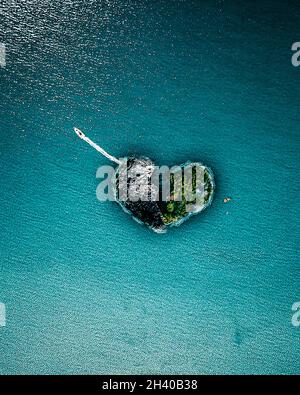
[1,0,300,374]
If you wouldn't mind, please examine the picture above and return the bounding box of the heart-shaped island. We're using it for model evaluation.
[114,156,215,233]
[74,128,215,233]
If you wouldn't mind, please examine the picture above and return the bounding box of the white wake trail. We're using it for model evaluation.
[73,127,121,165]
